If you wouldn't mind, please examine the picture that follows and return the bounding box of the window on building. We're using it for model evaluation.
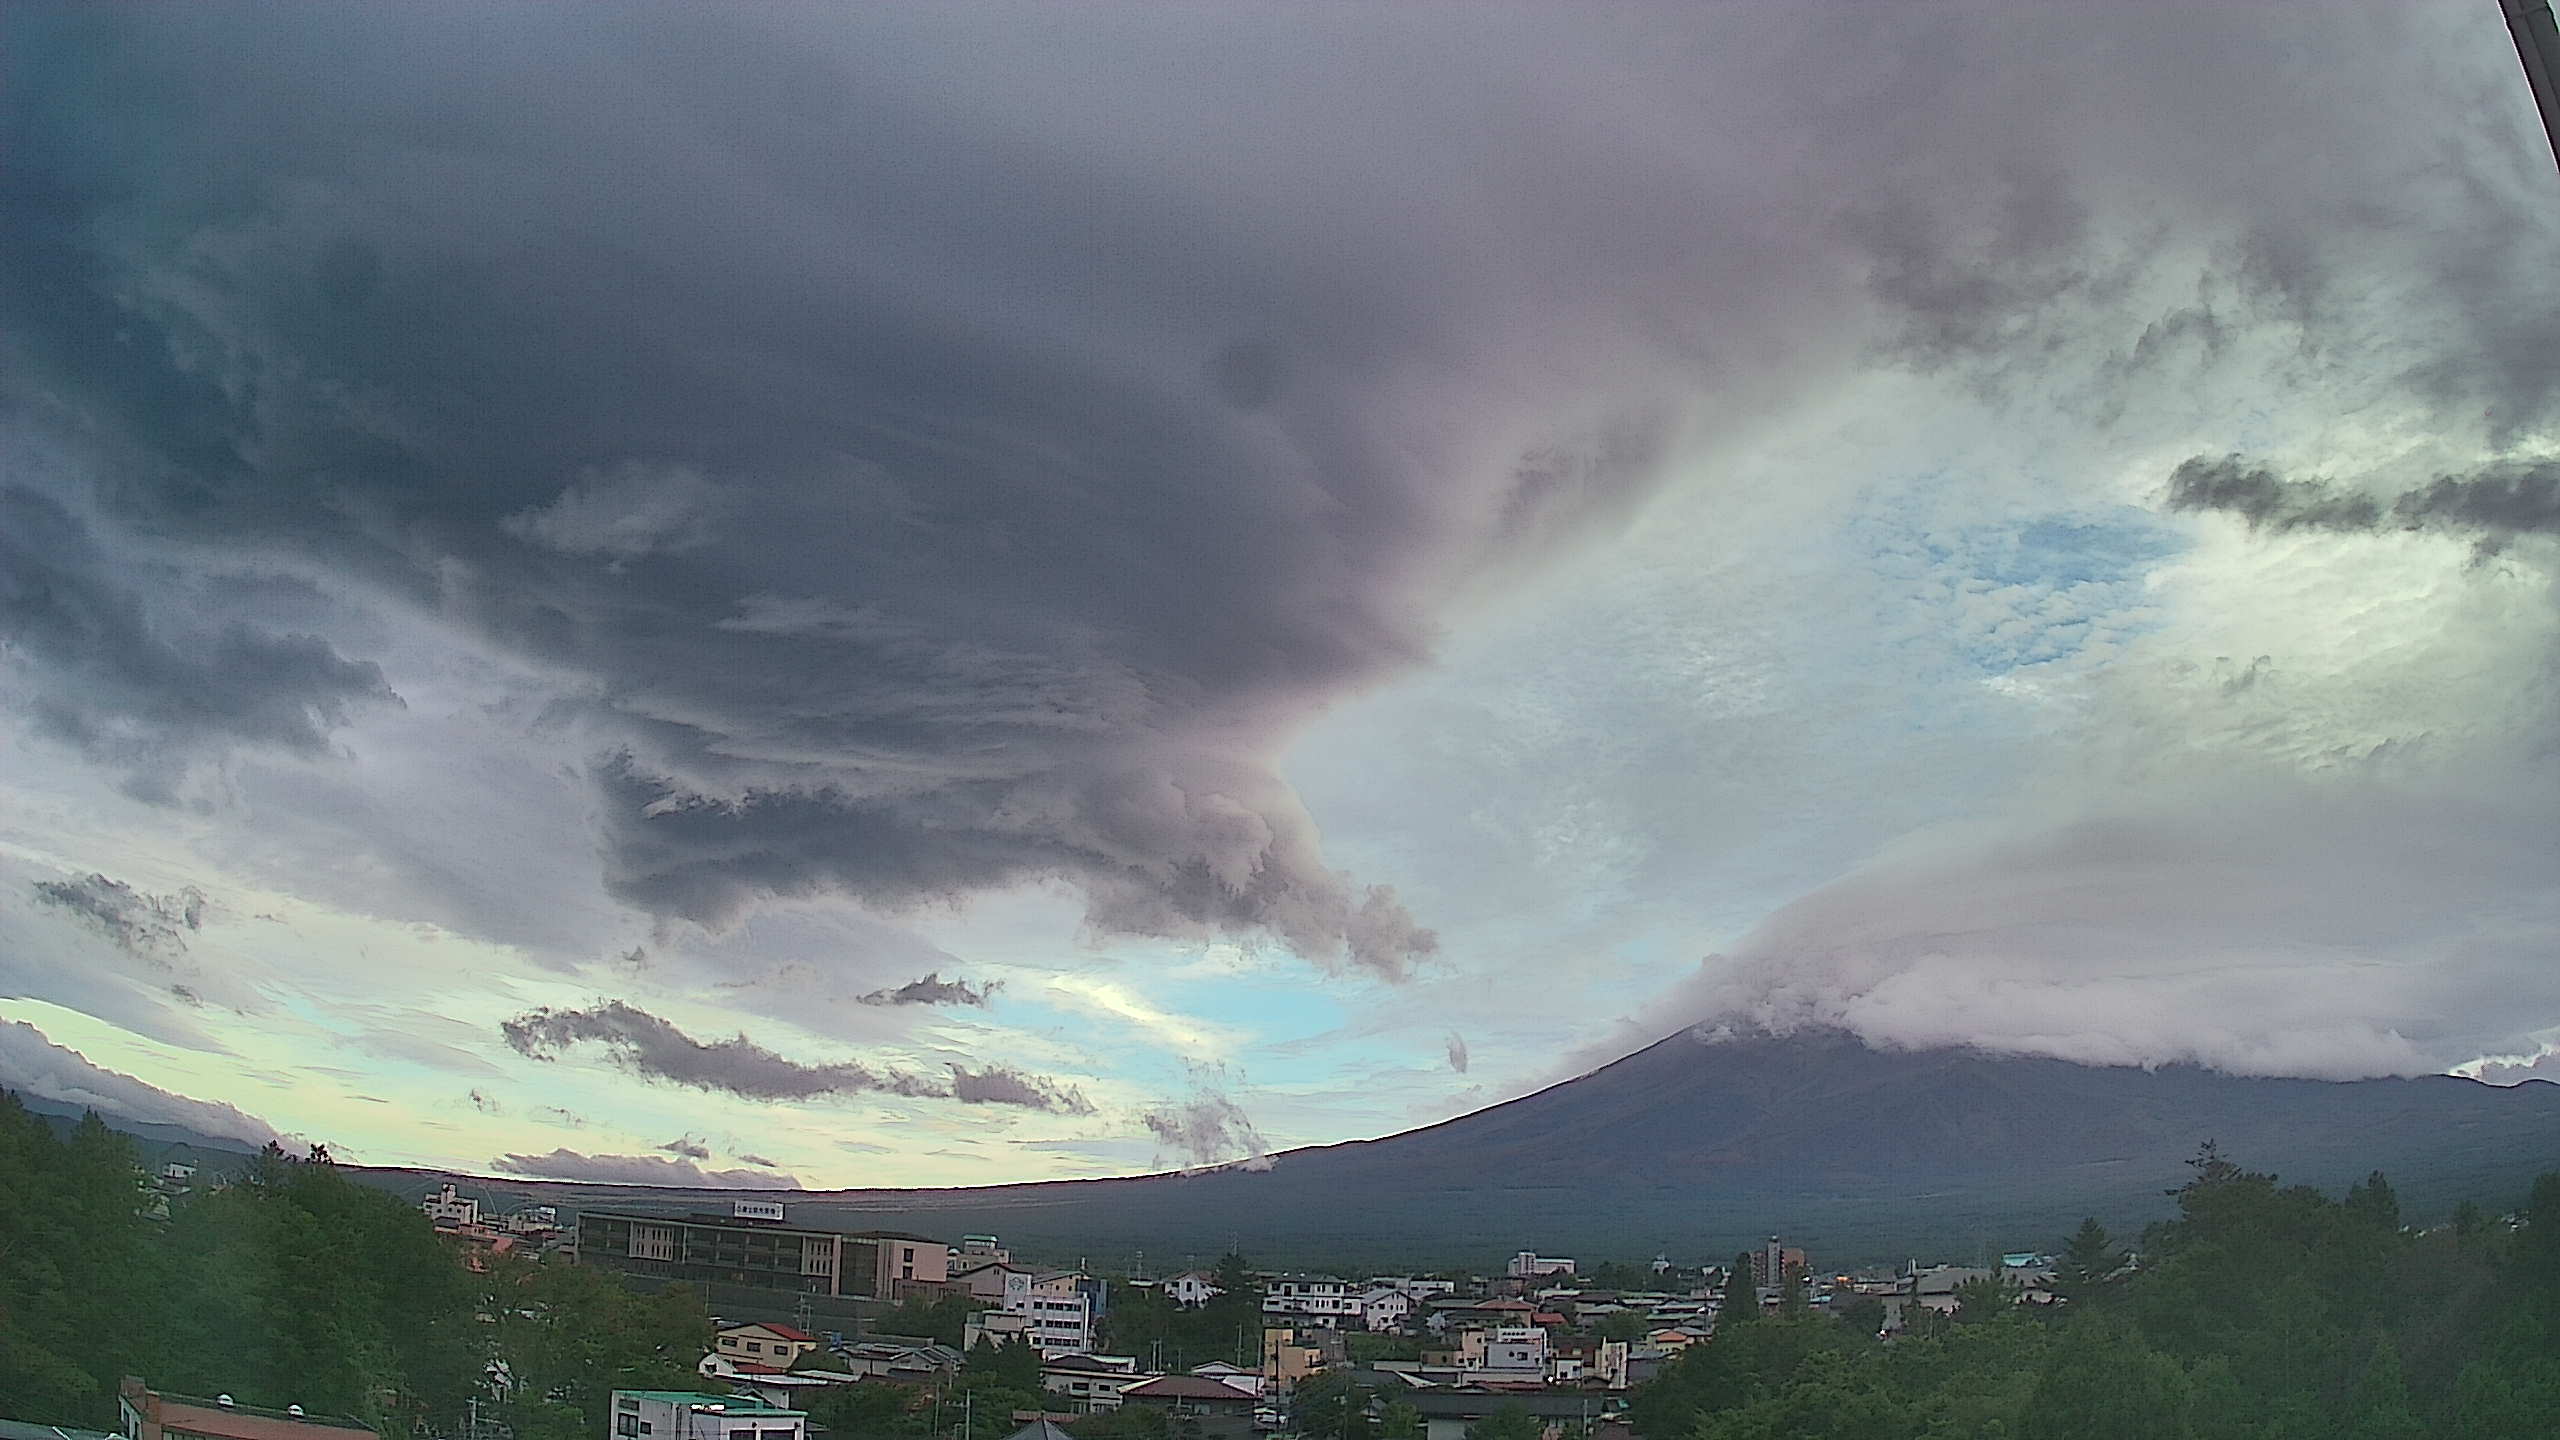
[617,1417,639,1437]
[630,1223,677,1261]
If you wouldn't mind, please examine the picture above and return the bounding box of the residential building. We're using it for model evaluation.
[503,1205,561,1235]
[1016,1271,1103,1354]
[964,1310,1034,1351]
[1259,1326,1341,1393]
[1116,1376,1256,1440]
[419,1183,481,1229]
[1456,1326,1547,1380]
[1189,1363,1265,1398]
[714,1322,819,1372]
[577,1207,943,1300]
[1746,1239,1806,1290]
[1376,1277,1459,1300]
[1039,1354,1143,1412]
[957,1234,1011,1266]
[579,1208,848,1296]
[953,1259,1036,1306]
[1264,1275,1358,1321]
[1507,1253,1576,1280]
[1357,1287,1412,1332]
[1407,1389,1621,1440]
[608,1393,804,1440]
[845,1231,950,1297]
[1162,1270,1223,1307]
[117,1379,378,1440]
[828,1339,963,1385]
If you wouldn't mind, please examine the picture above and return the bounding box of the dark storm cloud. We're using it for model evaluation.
[0,490,397,800]
[491,1147,795,1189]
[858,973,1001,1008]
[0,4,1844,978]
[2167,455,2560,548]
[499,999,1084,1111]
[30,872,204,958]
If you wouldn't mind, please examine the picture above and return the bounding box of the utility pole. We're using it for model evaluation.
[2504,0,2560,173]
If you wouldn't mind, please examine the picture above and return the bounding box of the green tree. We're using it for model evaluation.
[2054,1217,2125,1301]
[881,1290,988,1347]
[2019,1324,2194,1440]
[1291,1371,1374,1440]
[1378,1401,1422,1440]
[802,1380,922,1438]
[965,1333,1044,1393]
[2452,1199,2485,1239]
[1720,1254,1756,1328]
[1593,1310,1649,1343]
[1952,1271,2015,1325]
[2340,1338,2424,1440]
[1461,1402,1540,1440]
[2344,1171,2403,1234]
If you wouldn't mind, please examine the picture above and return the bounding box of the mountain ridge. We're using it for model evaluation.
[324,1027,2560,1268]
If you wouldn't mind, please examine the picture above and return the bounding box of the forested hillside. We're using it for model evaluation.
[0,1091,710,1440]
[1630,1147,2560,1438]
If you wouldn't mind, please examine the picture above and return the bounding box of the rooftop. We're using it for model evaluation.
[612,1393,805,1417]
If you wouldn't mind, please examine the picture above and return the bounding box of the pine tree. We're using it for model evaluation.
[2054,1218,2125,1301]
[2344,1171,2402,1233]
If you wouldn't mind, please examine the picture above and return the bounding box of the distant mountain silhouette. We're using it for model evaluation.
[349,1028,2560,1268]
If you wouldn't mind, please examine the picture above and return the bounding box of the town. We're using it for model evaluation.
[4,1100,2554,1440]
[37,1163,2072,1440]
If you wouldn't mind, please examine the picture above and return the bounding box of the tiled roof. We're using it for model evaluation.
[1121,1376,1254,1402]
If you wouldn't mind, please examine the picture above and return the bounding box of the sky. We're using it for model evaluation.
[4,2,2560,1189]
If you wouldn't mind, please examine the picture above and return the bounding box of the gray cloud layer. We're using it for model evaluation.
[858,973,1000,1008]
[501,1000,1090,1113]
[31,872,204,959]
[0,488,398,801]
[2167,456,2560,548]
[0,1018,281,1146]
[1142,1067,1272,1172]
[491,1146,797,1189]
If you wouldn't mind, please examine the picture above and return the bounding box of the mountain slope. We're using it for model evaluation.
[351,1029,2560,1269]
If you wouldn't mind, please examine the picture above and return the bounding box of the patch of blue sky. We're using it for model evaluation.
[1844,487,2183,682]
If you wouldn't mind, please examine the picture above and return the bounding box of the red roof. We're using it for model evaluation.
[766,1323,817,1343]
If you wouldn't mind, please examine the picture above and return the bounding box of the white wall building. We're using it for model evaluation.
[1506,1253,1575,1280]
[420,1182,480,1229]
[1163,1271,1224,1308]
[611,1392,805,1440]
[1264,1276,1358,1320]
[1357,1287,1412,1332]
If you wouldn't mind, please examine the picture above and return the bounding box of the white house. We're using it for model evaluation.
[1265,1275,1358,1321]
[1357,1287,1412,1332]
[611,1392,805,1440]
[1506,1253,1575,1280]
[1457,1327,1548,1380]
[1040,1354,1143,1412]
[1163,1270,1224,1308]
[503,1205,561,1235]
[420,1183,480,1229]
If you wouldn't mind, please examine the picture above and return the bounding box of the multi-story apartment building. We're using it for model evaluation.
[577,1202,943,1299]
